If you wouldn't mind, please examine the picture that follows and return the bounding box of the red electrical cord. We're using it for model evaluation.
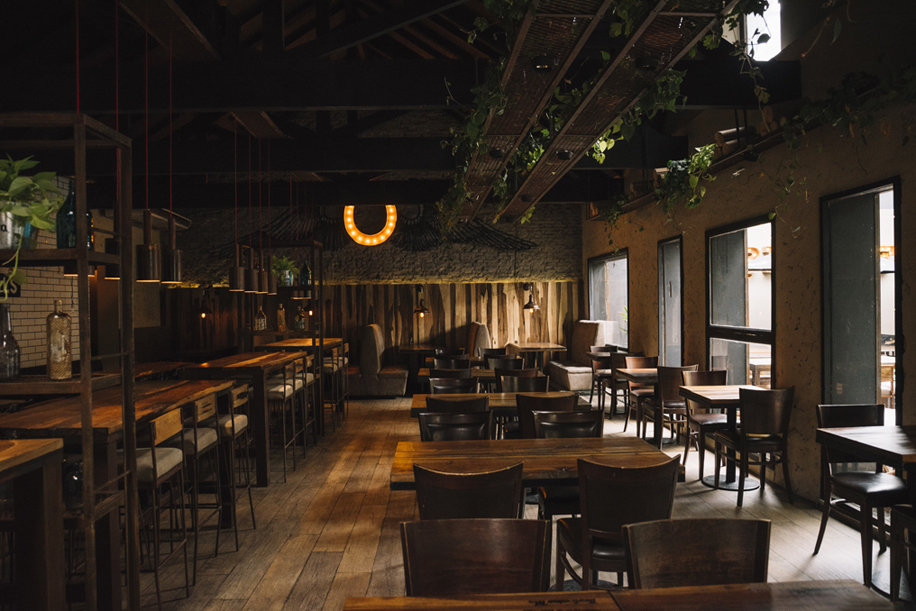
[258,138,263,254]
[75,0,80,113]
[234,119,238,246]
[248,133,253,251]
[144,1,149,211]
[169,31,173,214]
[267,141,271,255]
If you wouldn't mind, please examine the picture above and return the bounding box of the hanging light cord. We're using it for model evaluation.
[248,133,253,252]
[267,141,271,256]
[258,138,263,256]
[114,0,119,194]
[144,0,149,211]
[169,31,173,214]
[75,0,81,113]
[234,118,238,246]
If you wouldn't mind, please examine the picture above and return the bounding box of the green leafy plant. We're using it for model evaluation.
[271,255,299,276]
[0,157,65,299]
[656,144,717,212]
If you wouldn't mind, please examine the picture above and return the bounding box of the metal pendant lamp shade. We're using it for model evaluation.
[522,283,539,312]
[257,251,269,295]
[267,256,278,295]
[136,210,161,283]
[161,215,182,285]
[244,249,259,294]
[413,299,430,318]
[228,244,244,291]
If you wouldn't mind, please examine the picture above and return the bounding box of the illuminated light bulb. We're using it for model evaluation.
[343,205,398,246]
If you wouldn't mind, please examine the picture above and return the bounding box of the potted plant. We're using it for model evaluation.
[0,156,65,298]
[271,255,299,287]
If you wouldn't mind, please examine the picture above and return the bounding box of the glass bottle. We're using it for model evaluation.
[255,306,268,331]
[56,181,94,249]
[0,303,20,382]
[276,304,287,332]
[47,299,72,380]
[294,307,305,331]
[301,262,312,299]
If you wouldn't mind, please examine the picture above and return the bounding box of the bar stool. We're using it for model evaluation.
[267,363,302,482]
[213,384,256,551]
[323,346,345,431]
[296,356,319,447]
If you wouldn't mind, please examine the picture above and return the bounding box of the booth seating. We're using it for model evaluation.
[347,324,408,396]
[467,322,492,357]
[548,320,612,392]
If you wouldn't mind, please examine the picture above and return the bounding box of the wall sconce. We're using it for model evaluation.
[199,291,213,319]
[413,285,430,318]
[522,282,539,312]
[344,205,397,246]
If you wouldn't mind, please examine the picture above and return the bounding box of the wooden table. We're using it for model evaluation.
[345,591,619,611]
[182,351,309,486]
[0,379,233,611]
[816,424,916,482]
[410,392,589,418]
[610,579,893,610]
[0,438,65,611]
[391,436,667,490]
[256,337,344,352]
[508,342,566,371]
[111,361,196,380]
[678,384,760,491]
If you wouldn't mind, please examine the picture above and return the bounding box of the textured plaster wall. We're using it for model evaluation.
[178,203,583,285]
[583,105,916,502]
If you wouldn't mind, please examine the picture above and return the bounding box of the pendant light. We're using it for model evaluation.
[136,11,160,283]
[161,33,181,285]
[104,0,120,282]
[256,139,268,294]
[522,282,540,312]
[265,142,277,295]
[413,285,430,317]
[229,118,244,291]
[290,180,306,300]
[243,133,258,294]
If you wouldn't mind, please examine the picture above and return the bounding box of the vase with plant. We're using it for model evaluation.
[0,156,66,299]
[272,255,299,287]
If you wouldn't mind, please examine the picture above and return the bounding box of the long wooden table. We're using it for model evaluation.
[345,591,619,611]
[182,351,309,486]
[0,379,233,611]
[409,392,589,418]
[256,337,344,352]
[508,342,566,371]
[678,384,760,491]
[0,438,65,611]
[391,436,666,490]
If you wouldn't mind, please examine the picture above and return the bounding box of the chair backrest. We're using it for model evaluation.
[487,356,524,370]
[413,463,524,519]
[494,367,538,392]
[738,387,794,436]
[430,377,479,394]
[591,354,614,374]
[433,356,471,369]
[435,348,466,356]
[625,356,658,389]
[578,456,680,548]
[656,365,698,403]
[400,518,550,596]
[482,347,507,358]
[501,374,549,393]
[532,410,603,438]
[681,370,727,413]
[816,404,885,467]
[418,411,493,441]
[516,392,579,439]
[425,395,490,413]
[589,345,613,353]
[623,518,771,589]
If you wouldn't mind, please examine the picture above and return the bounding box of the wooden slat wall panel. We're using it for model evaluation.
[322,281,583,365]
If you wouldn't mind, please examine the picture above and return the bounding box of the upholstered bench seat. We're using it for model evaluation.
[548,320,613,392]
[347,324,408,397]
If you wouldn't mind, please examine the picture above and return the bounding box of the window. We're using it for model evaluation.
[588,251,628,350]
[707,217,773,386]
[746,2,781,61]
[658,238,682,366]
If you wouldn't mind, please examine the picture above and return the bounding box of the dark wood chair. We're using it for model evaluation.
[603,352,631,417]
[427,368,472,393]
[514,392,579,439]
[813,404,907,587]
[714,387,795,507]
[623,356,657,434]
[417,411,493,441]
[400,518,551,596]
[429,377,478,394]
[481,347,508,359]
[533,409,604,522]
[413,463,524,519]
[623,518,771,589]
[641,365,698,448]
[681,369,729,479]
[501,373,548,393]
[589,353,615,413]
[433,356,470,369]
[555,455,680,590]
[487,356,525,371]
[424,395,489,413]
[890,504,916,601]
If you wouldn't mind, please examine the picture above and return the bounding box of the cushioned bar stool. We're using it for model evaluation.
[322,346,346,430]
[214,384,256,551]
[167,392,222,585]
[814,404,908,587]
[267,363,302,482]
[295,355,319,447]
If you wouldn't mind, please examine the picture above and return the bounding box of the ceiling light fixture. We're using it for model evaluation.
[532,55,555,72]
[344,205,397,246]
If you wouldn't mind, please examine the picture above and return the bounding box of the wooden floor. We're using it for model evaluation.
[144,395,915,610]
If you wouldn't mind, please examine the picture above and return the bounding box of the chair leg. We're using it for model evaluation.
[862,501,874,587]
[622,397,631,432]
[813,482,832,555]
[713,440,722,490]
[891,520,904,601]
[878,505,889,554]
[555,543,566,592]
[737,450,747,507]
[682,425,691,467]
[697,430,706,480]
[759,452,768,493]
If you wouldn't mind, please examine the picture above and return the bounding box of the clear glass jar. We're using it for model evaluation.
[47,299,72,380]
[254,306,268,331]
[0,303,20,382]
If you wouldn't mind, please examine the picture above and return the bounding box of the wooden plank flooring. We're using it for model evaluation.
[144,396,914,610]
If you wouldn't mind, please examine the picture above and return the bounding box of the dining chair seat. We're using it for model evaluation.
[537,486,579,520]
[166,427,219,455]
[267,382,294,400]
[687,412,728,427]
[214,413,249,436]
[131,447,185,483]
[831,471,908,500]
[557,519,625,563]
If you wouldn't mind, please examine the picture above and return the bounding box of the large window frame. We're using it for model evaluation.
[588,250,629,350]
[705,215,775,384]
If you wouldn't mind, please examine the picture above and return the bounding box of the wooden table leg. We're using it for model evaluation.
[13,451,65,611]
[252,373,270,487]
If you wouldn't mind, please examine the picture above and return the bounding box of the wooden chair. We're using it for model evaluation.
[429,377,478,394]
[481,347,508,359]
[400,518,550,596]
[603,352,631,416]
[890,504,916,601]
[486,355,524,370]
[623,518,771,588]
[413,463,524,519]
[433,356,470,369]
[588,353,615,413]
[681,370,728,479]
[813,404,907,587]
[555,455,680,590]
[623,356,657,434]
[514,392,579,439]
[424,395,489,413]
[501,373,548,393]
[641,365,698,448]
[714,387,795,507]
[417,411,493,441]
[427,368,472,393]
